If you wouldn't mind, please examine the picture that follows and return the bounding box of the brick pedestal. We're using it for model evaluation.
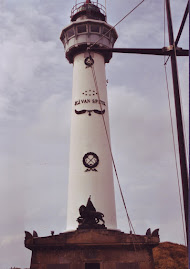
[25,229,159,269]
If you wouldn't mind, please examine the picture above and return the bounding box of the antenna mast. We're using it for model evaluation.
[165,0,189,244]
[89,0,189,245]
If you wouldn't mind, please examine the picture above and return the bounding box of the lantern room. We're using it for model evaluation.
[71,1,107,22]
[60,1,118,63]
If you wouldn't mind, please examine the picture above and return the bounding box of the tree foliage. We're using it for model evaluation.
[153,242,188,269]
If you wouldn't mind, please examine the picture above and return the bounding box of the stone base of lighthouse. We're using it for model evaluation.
[25,229,159,269]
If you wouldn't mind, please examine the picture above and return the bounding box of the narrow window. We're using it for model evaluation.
[67,27,75,38]
[61,33,66,44]
[110,35,114,43]
[102,26,110,38]
[91,24,100,33]
[77,24,87,33]
[85,263,100,269]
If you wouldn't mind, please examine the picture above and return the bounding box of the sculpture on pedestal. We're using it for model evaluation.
[77,197,106,229]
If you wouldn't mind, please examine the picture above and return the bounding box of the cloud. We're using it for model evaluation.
[0,0,188,268]
[0,96,10,119]
[109,85,173,162]
[0,233,30,269]
[107,82,187,243]
[0,6,72,122]
[27,93,71,142]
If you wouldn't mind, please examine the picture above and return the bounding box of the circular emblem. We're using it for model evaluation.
[84,56,94,67]
[83,152,99,170]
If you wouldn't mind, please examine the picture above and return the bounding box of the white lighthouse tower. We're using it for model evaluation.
[60,0,118,231]
[25,3,160,267]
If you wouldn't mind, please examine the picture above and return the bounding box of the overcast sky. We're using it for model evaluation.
[0,0,189,268]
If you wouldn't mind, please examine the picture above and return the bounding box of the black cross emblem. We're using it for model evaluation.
[83,152,99,172]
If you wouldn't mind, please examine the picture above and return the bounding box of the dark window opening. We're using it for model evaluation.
[85,263,100,269]
[116,263,139,269]
[77,24,87,33]
[61,33,65,39]
[91,25,100,33]
[102,27,110,38]
[67,28,75,38]
[47,265,69,269]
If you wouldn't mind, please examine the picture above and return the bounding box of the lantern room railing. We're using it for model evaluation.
[71,2,106,19]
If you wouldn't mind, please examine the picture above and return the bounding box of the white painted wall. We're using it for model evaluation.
[66,52,117,230]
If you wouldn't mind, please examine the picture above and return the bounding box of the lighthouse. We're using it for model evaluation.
[25,2,159,268]
[60,0,118,231]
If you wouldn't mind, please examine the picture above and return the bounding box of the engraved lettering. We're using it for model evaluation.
[81,99,90,104]
[75,100,80,106]
[75,99,106,106]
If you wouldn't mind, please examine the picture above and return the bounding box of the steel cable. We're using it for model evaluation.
[88,0,145,50]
